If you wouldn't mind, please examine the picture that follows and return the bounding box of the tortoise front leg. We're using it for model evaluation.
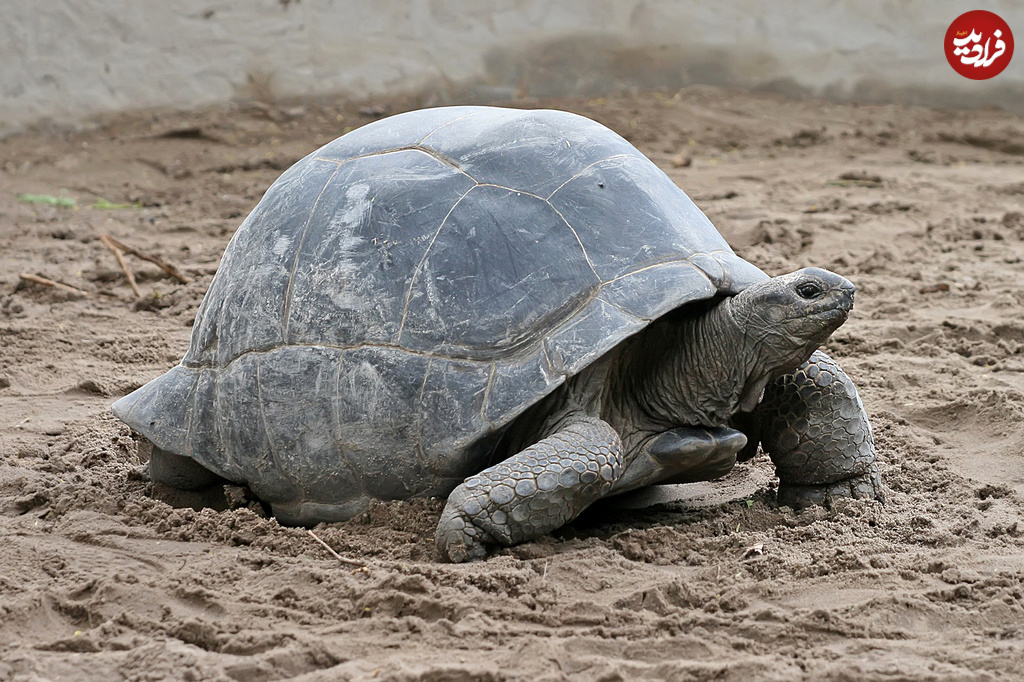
[436,416,622,562]
[745,350,884,508]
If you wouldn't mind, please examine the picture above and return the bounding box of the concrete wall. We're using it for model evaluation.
[2,0,1022,134]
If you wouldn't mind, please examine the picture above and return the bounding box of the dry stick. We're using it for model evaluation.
[100,234,142,298]
[306,529,366,568]
[101,234,191,284]
[18,273,91,297]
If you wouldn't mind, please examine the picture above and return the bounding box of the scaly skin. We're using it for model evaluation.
[435,270,875,562]
[436,417,622,563]
[751,350,884,507]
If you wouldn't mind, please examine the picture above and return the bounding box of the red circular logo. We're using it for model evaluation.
[945,11,1014,79]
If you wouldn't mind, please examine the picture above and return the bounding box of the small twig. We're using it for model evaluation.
[18,273,91,297]
[101,233,191,284]
[307,529,366,568]
[100,234,142,298]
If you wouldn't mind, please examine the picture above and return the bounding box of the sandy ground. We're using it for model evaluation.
[2,87,1024,681]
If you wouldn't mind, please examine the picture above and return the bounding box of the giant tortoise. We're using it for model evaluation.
[112,106,882,562]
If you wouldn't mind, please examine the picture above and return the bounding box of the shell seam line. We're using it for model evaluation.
[602,257,710,285]
[333,352,368,494]
[480,362,498,429]
[281,165,343,341]
[462,183,603,282]
[539,341,564,378]
[311,146,478,183]
[184,254,729,372]
[255,356,300,491]
[474,183,545,199]
[597,295,652,322]
[417,111,483,146]
[545,153,633,200]
[413,146,478,182]
[186,341,509,372]
[545,201,602,282]
[183,257,725,372]
[414,357,435,475]
[396,186,476,342]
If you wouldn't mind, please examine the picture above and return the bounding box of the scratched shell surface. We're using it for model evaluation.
[111,106,768,514]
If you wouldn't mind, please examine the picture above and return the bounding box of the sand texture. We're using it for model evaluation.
[2,87,1024,680]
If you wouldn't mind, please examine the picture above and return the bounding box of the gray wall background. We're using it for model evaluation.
[2,0,1022,135]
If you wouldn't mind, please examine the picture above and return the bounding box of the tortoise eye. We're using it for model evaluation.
[796,281,824,300]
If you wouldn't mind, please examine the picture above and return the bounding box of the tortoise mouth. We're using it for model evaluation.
[814,307,850,324]
[788,305,850,349]
[805,308,850,342]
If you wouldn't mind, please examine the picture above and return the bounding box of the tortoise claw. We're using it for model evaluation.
[435,502,493,563]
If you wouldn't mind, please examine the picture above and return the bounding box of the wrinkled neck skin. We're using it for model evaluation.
[506,293,814,460]
[607,297,772,443]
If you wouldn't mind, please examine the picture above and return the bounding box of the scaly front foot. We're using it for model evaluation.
[747,351,884,509]
[435,417,622,562]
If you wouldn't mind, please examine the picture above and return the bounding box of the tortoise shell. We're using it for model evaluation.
[112,106,767,520]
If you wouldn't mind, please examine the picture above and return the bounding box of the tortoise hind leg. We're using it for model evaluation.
[607,426,747,496]
[149,446,232,511]
[745,350,884,508]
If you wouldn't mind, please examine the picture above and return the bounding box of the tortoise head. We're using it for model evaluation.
[728,267,855,379]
